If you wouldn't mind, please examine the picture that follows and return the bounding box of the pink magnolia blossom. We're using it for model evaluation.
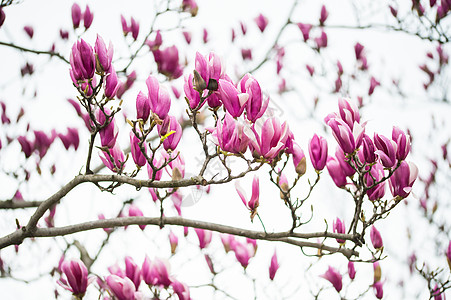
[128,205,145,230]
[348,261,356,280]
[99,143,126,173]
[169,231,178,254]
[238,73,268,123]
[96,108,118,149]
[146,75,171,120]
[94,35,113,73]
[172,280,191,300]
[83,5,93,30]
[255,13,269,32]
[212,113,249,154]
[218,79,249,117]
[326,117,364,154]
[291,142,307,176]
[124,256,141,290]
[326,156,347,188]
[158,116,182,152]
[370,225,383,250]
[355,42,364,60]
[24,25,34,38]
[142,256,172,287]
[106,275,136,300]
[374,133,397,168]
[364,163,386,201]
[373,281,384,299]
[392,126,411,161]
[319,5,329,25]
[333,218,346,244]
[321,266,342,292]
[71,3,82,29]
[195,228,212,249]
[269,250,279,280]
[70,39,95,81]
[232,240,254,268]
[338,98,360,130]
[236,176,260,221]
[389,161,418,198]
[152,46,183,79]
[297,23,312,41]
[57,259,89,297]
[244,117,290,160]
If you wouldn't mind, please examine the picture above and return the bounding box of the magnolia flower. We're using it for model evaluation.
[236,176,260,221]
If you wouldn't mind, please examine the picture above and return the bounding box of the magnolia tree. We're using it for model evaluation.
[0,0,450,299]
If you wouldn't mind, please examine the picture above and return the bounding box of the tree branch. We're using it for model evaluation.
[0,41,69,63]
[0,216,359,258]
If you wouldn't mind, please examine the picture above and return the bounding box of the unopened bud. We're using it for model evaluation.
[193,70,207,91]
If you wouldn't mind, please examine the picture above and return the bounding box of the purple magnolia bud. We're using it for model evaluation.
[136,91,150,122]
[335,147,356,177]
[373,281,384,299]
[153,46,183,79]
[291,142,307,176]
[106,275,136,300]
[355,43,364,60]
[389,5,398,17]
[60,29,69,40]
[147,156,163,181]
[364,163,386,201]
[361,134,377,164]
[130,17,139,40]
[24,26,34,38]
[182,31,192,44]
[368,76,380,96]
[240,21,247,35]
[255,13,269,32]
[321,266,342,292]
[269,250,279,280]
[184,73,205,109]
[104,67,118,99]
[124,256,141,290]
[244,117,290,160]
[195,228,212,249]
[94,35,113,73]
[309,134,328,171]
[319,5,329,26]
[238,74,268,123]
[241,48,253,60]
[388,161,418,198]
[315,31,328,49]
[58,127,80,150]
[232,240,254,268]
[236,176,260,221]
[446,241,451,270]
[392,126,411,160]
[327,117,364,154]
[203,28,209,43]
[83,5,93,30]
[348,261,356,280]
[433,284,443,300]
[146,75,171,120]
[182,0,198,16]
[130,132,147,167]
[218,79,249,118]
[158,116,182,152]
[374,133,397,168]
[57,259,89,297]
[18,136,33,158]
[99,143,125,173]
[0,8,5,28]
[297,23,312,41]
[96,108,118,148]
[306,64,315,76]
[71,3,82,29]
[172,280,190,300]
[120,15,129,35]
[338,98,360,130]
[333,218,346,244]
[169,231,178,254]
[326,156,347,187]
[370,225,383,249]
[70,39,95,81]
